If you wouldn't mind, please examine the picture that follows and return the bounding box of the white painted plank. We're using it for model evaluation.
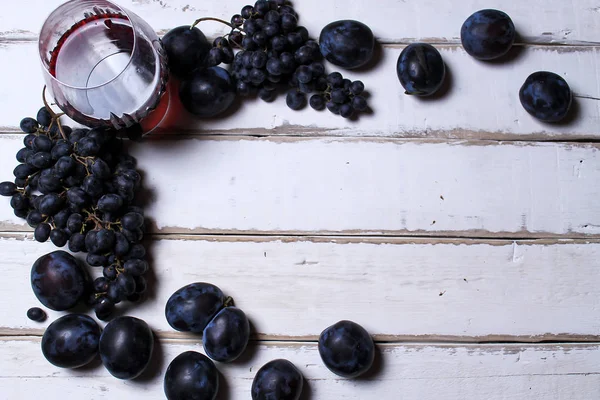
[1,135,599,236]
[2,0,600,45]
[2,42,600,139]
[1,339,599,400]
[2,235,600,339]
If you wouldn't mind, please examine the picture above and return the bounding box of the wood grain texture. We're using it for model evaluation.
[2,135,599,237]
[2,235,600,339]
[3,0,600,45]
[2,338,600,400]
[2,41,600,139]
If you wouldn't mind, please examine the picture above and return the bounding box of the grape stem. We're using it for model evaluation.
[42,86,68,141]
[191,17,238,31]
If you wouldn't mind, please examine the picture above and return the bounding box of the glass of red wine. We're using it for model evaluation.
[38,0,170,133]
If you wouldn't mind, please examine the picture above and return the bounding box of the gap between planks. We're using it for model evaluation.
[2,231,600,243]
[2,126,600,142]
[3,33,600,47]
[2,331,600,345]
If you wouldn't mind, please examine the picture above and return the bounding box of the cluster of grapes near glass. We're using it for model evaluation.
[3,1,579,399]
[3,106,149,322]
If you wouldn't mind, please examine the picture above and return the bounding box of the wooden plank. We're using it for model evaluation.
[1,135,600,237]
[3,0,600,45]
[2,235,600,339]
[1,339,599,399]
[2,41,600,139]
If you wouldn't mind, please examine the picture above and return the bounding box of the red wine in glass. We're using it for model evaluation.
[39,1,169,132]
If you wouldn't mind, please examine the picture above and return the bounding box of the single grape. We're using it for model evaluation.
[339,103,354,118]
[26,210,44,227]
[350,80,364,95]
[32,135,53,153]
[68,232,86,252]
[94,296,115,321]
[286,90,306,110]
[258,88,276,102]
[36,108,52,127]
[20,117,39,134]
[117,272,137,296]
[16,148,33,163]
[50,229,69,247]
[231,14,244,26]
[310,94,326,110]
[331,88,348,104]
[26,307,47,322]
[352,95,368,111]
[34,223,51,242]
[0,181,17,196]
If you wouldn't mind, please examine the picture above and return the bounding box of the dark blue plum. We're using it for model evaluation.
[318,320,375,378]
[165,282,225,333]
[30,251,91,311]
[41,314,101,368]
[251,359,304,400]
[203,306,250,362]
[161,25,212,78]
[397,43,446,96]
[519,71,572,122]
[179,66,236,118]
[319,20,375,69]
[460,9,516,60]
[99,316,154,380]
[164,351,219,400]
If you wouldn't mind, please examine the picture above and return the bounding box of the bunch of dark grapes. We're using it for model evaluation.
[196,0,369,118]
[1,107,149,320]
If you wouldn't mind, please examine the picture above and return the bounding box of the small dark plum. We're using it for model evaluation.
[165,282,225,333]
[161,25,212,78]
[99,316,154,380]
[318,320,375,378]
[397,43,446,96]
[179,66,236,118]
[460,9,516,60]
[251,359,304,400]
[41,314,101,368]
[26,307,47,322]
[164,351,219,400]
[202,306,250,362]
[519,71,572,122]
[30,251,91,311]
[319,20,375,69]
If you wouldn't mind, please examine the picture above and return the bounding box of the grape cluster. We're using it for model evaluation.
[198,0,369,118]
[2,107,149,320]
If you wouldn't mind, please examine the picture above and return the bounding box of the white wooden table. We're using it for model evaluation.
[1,1,600,398]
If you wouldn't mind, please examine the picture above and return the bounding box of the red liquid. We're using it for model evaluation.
[48,10,169,131]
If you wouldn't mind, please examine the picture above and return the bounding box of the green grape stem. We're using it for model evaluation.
[190,17,237,30]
